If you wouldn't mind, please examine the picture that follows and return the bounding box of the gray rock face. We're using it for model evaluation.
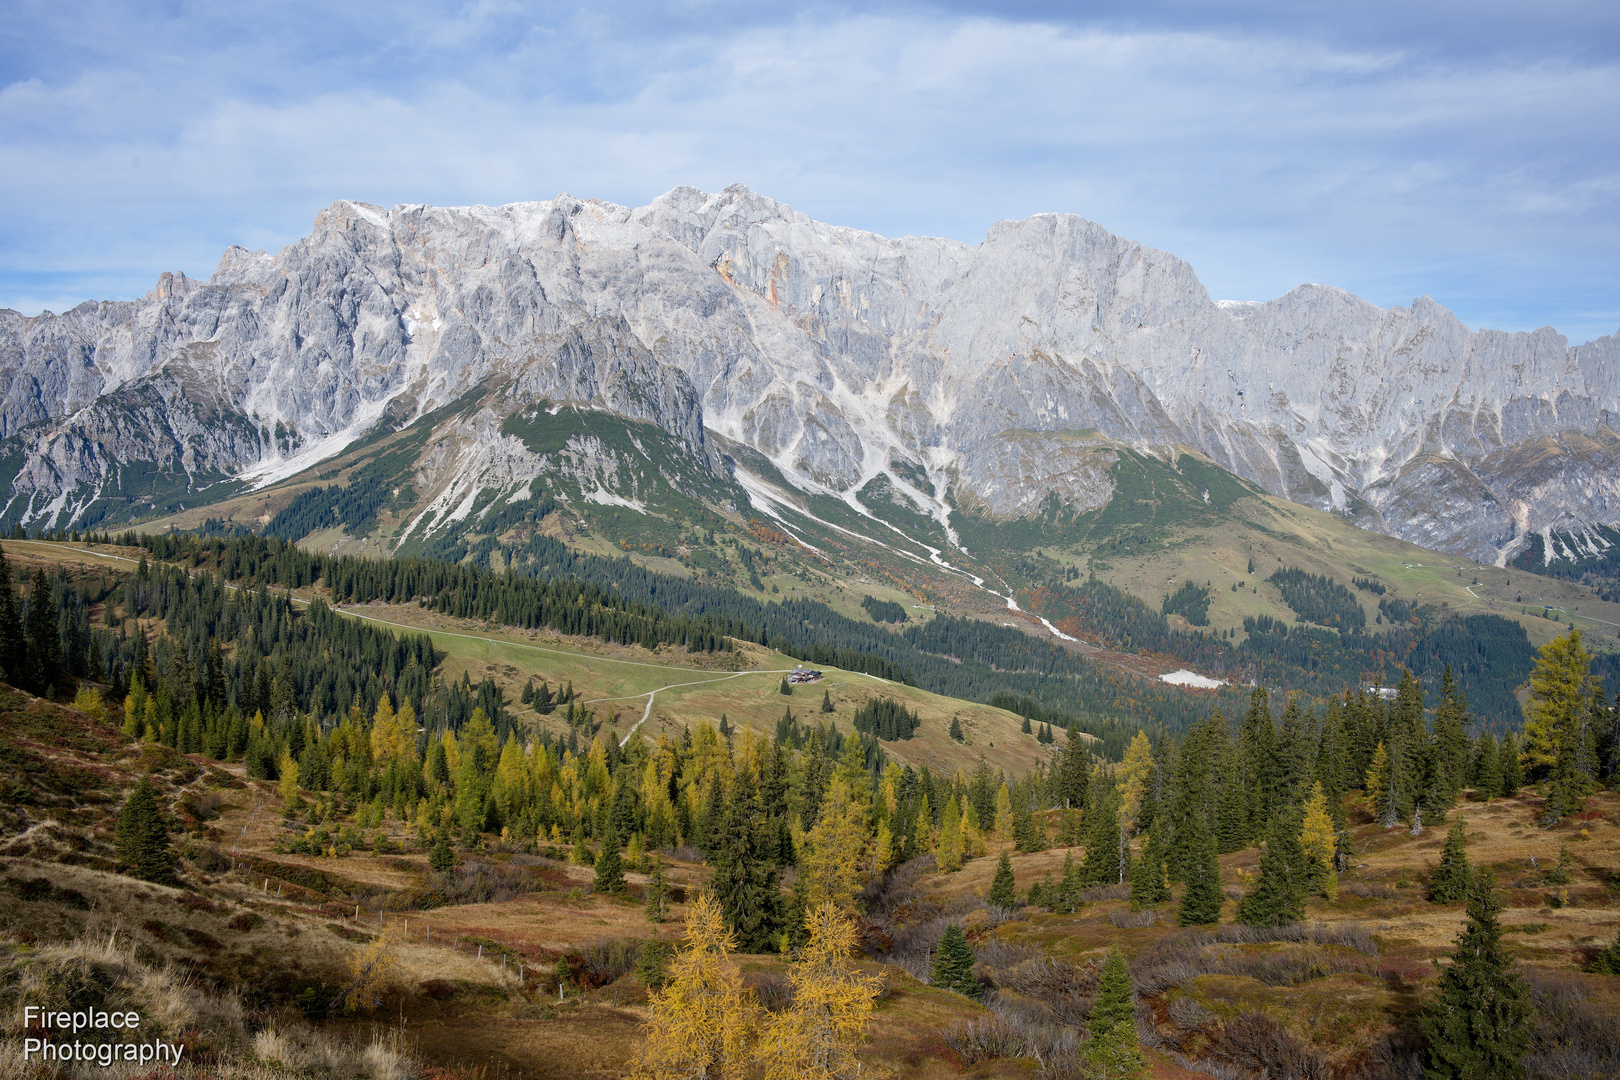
[3,185,1616,562]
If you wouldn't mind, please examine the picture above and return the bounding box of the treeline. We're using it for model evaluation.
[1161,580,1211,626]
[851,697,920,741]
[860,595,908,623]
[134,532,1215,747]
[1267,567,1365,631]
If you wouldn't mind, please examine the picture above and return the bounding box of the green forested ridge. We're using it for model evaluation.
[859,595,908,623]
[1508,522,1620,603]
[1266,567,1366,631]
[124,531,1222,742]
[1032,573,1535,725]
[1161,580,1212,625]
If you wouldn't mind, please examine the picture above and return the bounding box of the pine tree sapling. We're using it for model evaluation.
[645,859,671,924]
[1421,870,1531,1080]
[1087,948,1146,1080]
[988,850,1017,910]
[1429,817,1472,904]
[429,829,456,874]
[595,823,626,893]
[1588,926,1620,975]
[931,924,980,1000]
[114,776,176,885]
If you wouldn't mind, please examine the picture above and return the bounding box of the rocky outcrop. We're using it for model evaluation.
[2,185,1616,562]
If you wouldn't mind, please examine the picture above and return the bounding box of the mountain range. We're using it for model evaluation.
[3,183,1617,569]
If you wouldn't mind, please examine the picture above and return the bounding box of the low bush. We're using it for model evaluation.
[743,970,795,1013]
[575,939,642,987]
[1132,923,1378,996]
[1524,970,1620,1080]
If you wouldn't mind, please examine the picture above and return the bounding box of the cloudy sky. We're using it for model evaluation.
[3,1,1617,342]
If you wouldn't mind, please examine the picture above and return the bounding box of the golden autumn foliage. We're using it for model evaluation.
[802,779,868,911]
[341,925,401,1014]
[277,749,300,804]
[756,902,883,1080]
[630,893,760,1080]
[936,795,963,872]
[1364,740,1388,797]
[1299,780,1339,898]
[1117,730,1155,835]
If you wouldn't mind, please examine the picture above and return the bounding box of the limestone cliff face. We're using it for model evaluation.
[3,185,1616,562]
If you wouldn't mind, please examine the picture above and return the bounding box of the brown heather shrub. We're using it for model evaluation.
[574,938,643,987]
[1109,908,1159,928]
[1523,970,1620,1080]
[743,970,795,1013]
[1078,883,1129,902]
[1341,881,1398,900]
[1132,923,1378,997]
[1203,1012,1328,1080]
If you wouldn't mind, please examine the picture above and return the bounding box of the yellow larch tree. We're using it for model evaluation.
[1117,730,1154,836]
[1520,627,1593,775]
[756,901,883,1080]
[912,793,933,857]
[1363,741,1388,796]
[630,893,760,1080]
[340,923,402,1014]
[961,801,985,858]
[1298,780,1339,898]
[993,783,1014,844]
[873,820,895,876]
[278,749,301,804]
[802,778,869,910]
[370,694,419,769]
[936,795,963,872]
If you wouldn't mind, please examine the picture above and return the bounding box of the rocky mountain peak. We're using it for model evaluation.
[0,186,1615,564]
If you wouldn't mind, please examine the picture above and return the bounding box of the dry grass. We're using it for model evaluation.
[0,932,414,1079]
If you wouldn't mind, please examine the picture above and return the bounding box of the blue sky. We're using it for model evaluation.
[3,1,1617,343]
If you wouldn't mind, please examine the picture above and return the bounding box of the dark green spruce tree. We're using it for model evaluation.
[24,568,63,695]
[988,850,1017,909]
[1087,948,1146,1079]
[114,776,176,885]
[1421,870,1531,1079]
[1430,667,1472,810]
[429,828,456,873]
[1472,734,1502,800]
[1130,820,1172,910]
[931,923,980,999]
[0,546,24,686]
[1498,732,1524,797]
[594,822,625,894]
[1238,809,1308,927]
[1429,817,1472,904]
[1082,770,1123,886]
[1178,818,1223,926]
[709,775,782,951]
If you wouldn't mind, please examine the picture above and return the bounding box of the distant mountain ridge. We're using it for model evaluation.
[2,184,1617,564]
